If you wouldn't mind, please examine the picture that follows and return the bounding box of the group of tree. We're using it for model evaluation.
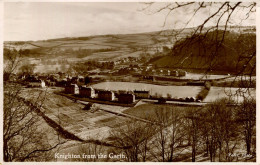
[67,60,115,75]
[110,98,256,162]
[3,45,66,162]
[144,2,256,76]
[168,30,256,74]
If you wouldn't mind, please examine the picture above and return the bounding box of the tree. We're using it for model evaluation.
[236,98,256,155]
[110,120,155,162]
[3,48,65,161]
[3,83,65,161]
[3,48,22,81]
[167,108,185,161]
[20,63,36,75]
[203,99,239,162]
[150,107,185,162]
[85,76,93,84]
[184,108,201,162]
[153,108,169,161]
[76,142,106,162]
[142,2,256,78]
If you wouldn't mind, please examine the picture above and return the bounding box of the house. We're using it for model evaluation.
[167,70,171,76]
[142,75,153,80]
[28,80,45,88]
[45,80,56,86]
[178,70,187,77]
[78,75,85,83]
[79,86,95,98]
[65,84,79,94]
[98,90,115,101]
[134,90,150,98]
[118,93,135,104]
[56,78,67,87]
[170,70,179,77]
[71,76,79,84]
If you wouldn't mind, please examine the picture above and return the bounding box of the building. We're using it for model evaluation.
[98,90,115,101]
[178,70,187,77]
[45,80,56,86]
[118,93,135,104]
[65,84,79,94]
[170,70,179,77]
[56,79,67,87]
[28,80,46,88]
[79,86,95,98]
[134,90,150,98]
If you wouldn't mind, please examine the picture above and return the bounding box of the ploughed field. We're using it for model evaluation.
[92,82,202,98]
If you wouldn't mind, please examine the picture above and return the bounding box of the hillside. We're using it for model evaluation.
[4,26,256,74]
[4,32,174,59]
[150,30,256,74]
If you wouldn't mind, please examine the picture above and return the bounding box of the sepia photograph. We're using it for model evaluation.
[2,1,257,163]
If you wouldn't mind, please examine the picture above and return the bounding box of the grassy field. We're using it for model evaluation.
[34,64,70,73]
[123,103,193,120]
[92,82,202,98]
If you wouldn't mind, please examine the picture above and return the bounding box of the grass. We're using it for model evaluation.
[123,104,195,120]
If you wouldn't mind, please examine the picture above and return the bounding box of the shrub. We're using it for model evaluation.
[196,81,211,101]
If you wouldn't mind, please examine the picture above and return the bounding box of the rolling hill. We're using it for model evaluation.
[4,26,256,74]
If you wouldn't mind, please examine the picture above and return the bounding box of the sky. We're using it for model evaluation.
[4,2,256,41]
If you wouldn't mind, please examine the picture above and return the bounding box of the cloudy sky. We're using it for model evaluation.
[4,2,256,41]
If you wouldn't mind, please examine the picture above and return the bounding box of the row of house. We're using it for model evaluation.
[65,84,150,104]
[147,69,187,77]
[21,72,93,88]
[28,80,46,88]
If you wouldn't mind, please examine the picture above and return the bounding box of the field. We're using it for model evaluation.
[123,104,191,120]
[80,48,138,61]
[34,64,70,73]
[19,87,131,141]
[180,73,229,80]
[204,87,256,102]
[4,31,174,74]
[92,82,202,98]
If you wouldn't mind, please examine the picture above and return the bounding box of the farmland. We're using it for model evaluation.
[19,87,130,141]
[4,30,176,74]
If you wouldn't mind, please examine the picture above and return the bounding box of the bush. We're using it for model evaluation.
[196,81,211,101]
[158,97,166,104]
[205,81,211,90]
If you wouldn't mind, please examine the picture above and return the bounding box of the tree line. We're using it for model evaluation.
[109,98,256,162]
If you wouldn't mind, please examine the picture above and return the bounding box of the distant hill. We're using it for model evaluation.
[4,26,256,68]
[150,29,256,74]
